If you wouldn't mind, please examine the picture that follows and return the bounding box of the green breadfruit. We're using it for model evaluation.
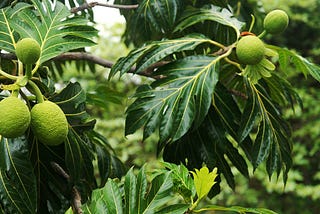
[15,38,41,65]
[31,101,68,146]
[264,9,289,34]
[236,35,265,65]
[0,97,31,138]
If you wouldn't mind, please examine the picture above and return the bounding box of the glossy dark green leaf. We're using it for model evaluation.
[115,0,185,46]
[83,178,123,214]
[124,168,137,214]
[174,5,244,38]
[83,165,188,214]
[126,55,219,143]
[243,82,293,180]
[199,205,278,213]
[110,34,213,78]
[270,45,320,82]
[156,204,190,214]
[163,106,250,190]
[0,136,37,214]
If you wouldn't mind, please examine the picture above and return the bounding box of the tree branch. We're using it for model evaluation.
[71,2,139,13]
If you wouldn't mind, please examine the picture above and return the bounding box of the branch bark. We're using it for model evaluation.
[71,2,139,13]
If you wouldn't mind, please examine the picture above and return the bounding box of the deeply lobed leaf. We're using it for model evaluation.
[125,55,220,143]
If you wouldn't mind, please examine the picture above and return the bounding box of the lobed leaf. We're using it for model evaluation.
[270,45,320,82]
[174,6,244,39]
[125,55,219,143]
[191,166,218,201]
[109,34,212,78]
[0,137,37,214]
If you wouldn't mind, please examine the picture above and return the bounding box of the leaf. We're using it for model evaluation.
[199,205,278,214]
[162,162,195,202]
[191,166,218,201]
[0,0,97,64]
[137,0,183,33]
[83,165,189,214]
[243,81,293,180]
[110,34,213,78]
[144,172,174,214]
[174,6,244,38]
[125,55,219,143]
[0,137,37,214]
[82,178,123,214]
[270,45,320,82]
[115,0,185,46]
[163,105,249,191]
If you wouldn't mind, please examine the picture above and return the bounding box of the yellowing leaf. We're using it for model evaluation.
[191,166,218,200]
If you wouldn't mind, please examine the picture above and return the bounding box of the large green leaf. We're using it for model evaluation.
[115,0,185,46]
[163,105,249,191]
[197,205,278,214]
[174,5,244,39]
[0,136,37,214]
[82,165,189,214]
[125,55,219,143]
[270,45,320,82]
[239,80,293,180]
[0,0,97,63]
[109,34,213,77]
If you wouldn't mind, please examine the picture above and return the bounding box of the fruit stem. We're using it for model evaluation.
[18,61,24,76]
[258,30,267,38]
[224,57,243,71]
[25,64,32,79]
[31,62,40,76]
[248,14,255,32]
[0,69,18,80]
[27,80,44,103]
[11,90,19,97]
[208,40,225,49]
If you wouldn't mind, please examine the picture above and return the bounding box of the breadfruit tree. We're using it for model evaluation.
[0,0,319,213]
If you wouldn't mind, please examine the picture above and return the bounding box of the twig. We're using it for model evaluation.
[53,52,165,79]
[0,52,165,79]
[50,161,70,180]
[71,2,139,13]
[228,89,248,99]
[72,187,83,214]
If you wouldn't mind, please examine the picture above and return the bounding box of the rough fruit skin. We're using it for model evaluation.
[31,101,68,146]
[264,10,289,34]
[0,97,31,138]
[15,38,41,65]
[236,35,265,65]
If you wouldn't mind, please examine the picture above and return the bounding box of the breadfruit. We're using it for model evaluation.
[31,101,68,146]
[264,10,289,34]
[15,38,41,65]
[0,97,31,138]
[236,35,265,65]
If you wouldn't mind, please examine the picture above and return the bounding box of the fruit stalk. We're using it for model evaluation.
[27,80,44,103]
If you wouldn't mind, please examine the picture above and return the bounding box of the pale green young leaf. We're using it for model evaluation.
[190,166,218,200]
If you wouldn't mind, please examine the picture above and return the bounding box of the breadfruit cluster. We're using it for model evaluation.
[236,35,265,65]
[0,97,68,146]
[15,38,41,65]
